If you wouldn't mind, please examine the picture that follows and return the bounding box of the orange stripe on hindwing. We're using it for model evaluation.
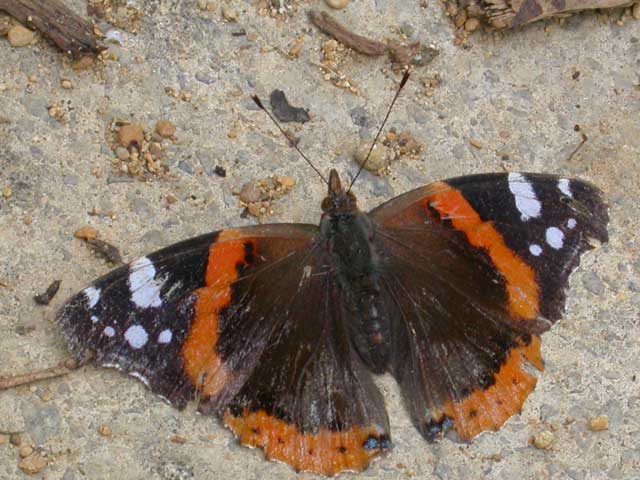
[425,183,539,320]
[182,230,256,397]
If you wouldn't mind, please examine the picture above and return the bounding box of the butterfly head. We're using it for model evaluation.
[321,169,358,215]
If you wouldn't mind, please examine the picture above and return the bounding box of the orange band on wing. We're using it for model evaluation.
[441,335,544,440]
[425,184,539,320]
[182,230,255,397]
[224,410,388,475]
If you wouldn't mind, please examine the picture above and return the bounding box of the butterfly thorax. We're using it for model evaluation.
[320,170,391,372]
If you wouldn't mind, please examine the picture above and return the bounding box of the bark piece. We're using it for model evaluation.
[450,0,636,29]
[0,0,103,57]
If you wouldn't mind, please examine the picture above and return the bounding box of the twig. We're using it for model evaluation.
[0,0,103,58]
[566,132,588,163]
[308,10,387,56]
[0,359,79,391]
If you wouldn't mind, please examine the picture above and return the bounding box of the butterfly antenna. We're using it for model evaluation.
[251,95,329,186]
[347,71,410,192]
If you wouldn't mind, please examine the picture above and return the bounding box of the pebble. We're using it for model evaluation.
[588,415,609,432]
[19,445,34,458]
[60,79,73,90]
[221,6,238,22]
[19,453,47,475]
[239,182,261,203]
[2,186,12,198]
[155,120,176,138]
[464,18,480,32]
[118,123,144,148]
[469,138,484,149]
[325,0,349,9]
[354,142,392,172]
[0,434,7,445]
[8,25,37,47]
[531,431,555,449]
[10,433,23,446]
[582,271,605,296]
[276,176,295,188]
[74,226,98,241]
[98,425,112,437]
[149,143,163,160]
[115,146,130,161]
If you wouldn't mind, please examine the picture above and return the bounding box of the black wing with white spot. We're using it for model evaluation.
[446,172,609,323]
[56,232,217,407]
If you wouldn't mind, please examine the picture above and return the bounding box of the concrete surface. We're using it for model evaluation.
[1,1,639,479]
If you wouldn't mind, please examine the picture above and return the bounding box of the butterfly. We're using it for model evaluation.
[56,165,608,475]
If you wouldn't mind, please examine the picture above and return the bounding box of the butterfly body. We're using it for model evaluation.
[56,170,608,475]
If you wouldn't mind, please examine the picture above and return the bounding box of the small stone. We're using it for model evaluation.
[60,79,73,90]
[166,194,178,205]
[531,431,555,450]
[170,435,187,444]
[633,3,640,20]
[74,226,98,241]
[19,446,34,458]
[469,138,484,149]
[2,186,12,198]
[0,434,8,445]
[213,166,226,177]
[464,18,480,32]
[115,146,130,161]
[10,433,22,446]
[239,182,261,203]
[197,0,208,10]
[118,123,144,148]
[8,25,37,47]
[149,143,164,160]
[325,0,349,9]
[588,415,609,432]
[72,56,95,71]
[247,203,262,217]
[19,453,47,475]
[354,142,392,172]
[582,271,605,296]
[221,5,238,22]
[277,176,295,188]
[98,425,112,437]
[155,120,176,138]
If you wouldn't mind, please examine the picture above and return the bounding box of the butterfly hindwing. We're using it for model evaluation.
[369,172,608,441]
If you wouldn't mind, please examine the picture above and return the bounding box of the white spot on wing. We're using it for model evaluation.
[157,329,172,344]
[103,326,115,337]
[558,178,573,198]
[299,265,312,287]
[84,287,101,308]
[567,218,577,229]
[129,257,163,308]
[124,324,148,349]
[529,244,543,256]
[91,315,99,324]
[546,227,565,250]
[508,173,541,221]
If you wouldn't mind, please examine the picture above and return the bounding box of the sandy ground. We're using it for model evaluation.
[1,1,639,479]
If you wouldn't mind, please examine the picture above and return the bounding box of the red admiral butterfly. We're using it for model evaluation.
[56,76,608,475]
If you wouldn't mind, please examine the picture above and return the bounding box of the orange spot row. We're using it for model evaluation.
[224,409,387,475]
[425,184,540,320]
[441,335,544,440]
[181,230,255,397]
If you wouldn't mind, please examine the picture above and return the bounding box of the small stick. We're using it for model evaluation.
[308,10,387,56]
[0,359,80,391]
[566,132,588,163]
[0,0,103,58]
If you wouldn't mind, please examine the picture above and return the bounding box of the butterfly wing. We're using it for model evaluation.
[56,224,390,475]
[368,172,608,441]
